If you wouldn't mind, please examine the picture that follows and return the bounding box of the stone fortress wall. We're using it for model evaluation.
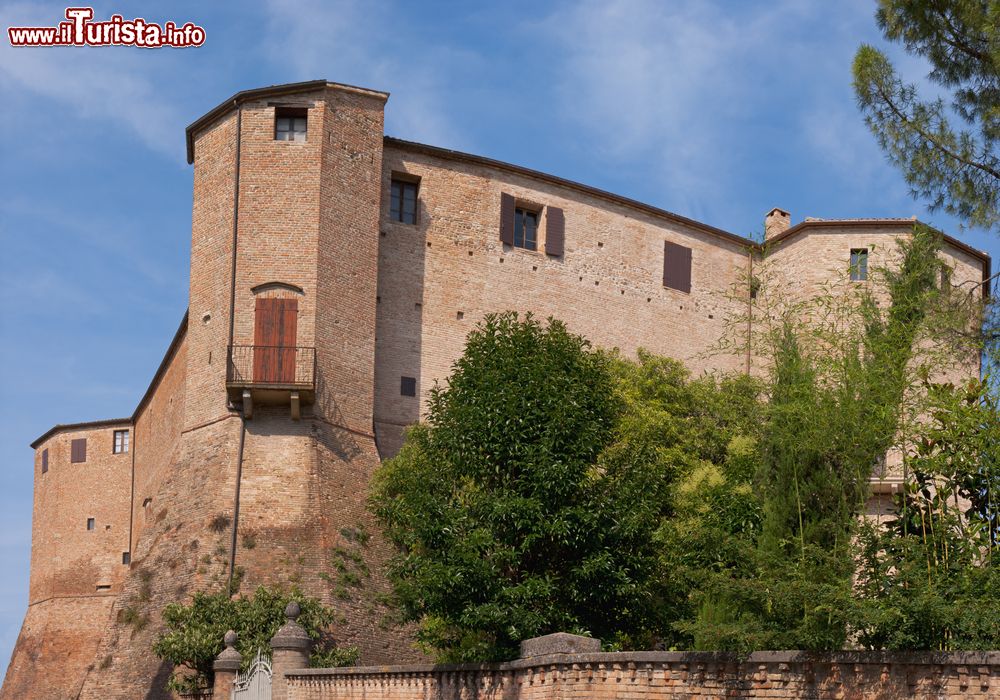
[1,79,991,699]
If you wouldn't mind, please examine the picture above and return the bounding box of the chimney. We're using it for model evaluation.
[764,207,791,240]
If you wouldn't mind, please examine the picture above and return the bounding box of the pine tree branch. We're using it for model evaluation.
[874,81,1000,181]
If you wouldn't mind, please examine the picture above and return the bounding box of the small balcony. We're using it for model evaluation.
[226,345,315,419]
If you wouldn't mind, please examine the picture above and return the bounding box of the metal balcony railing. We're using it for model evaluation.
[226,345,315,389]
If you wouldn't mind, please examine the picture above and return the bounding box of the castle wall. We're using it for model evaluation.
[186,110,239,430]
[374,144,753,456]
[132,331,188,552]
[3,80,993,700]
[27,423,132,602]
[2,424,133,699]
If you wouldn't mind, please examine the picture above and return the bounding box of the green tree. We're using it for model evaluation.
[853,0,1000,230]
[153,585,358,693]
[851,376,1000,649]
[370,313,669,661]
[685,229,959,650]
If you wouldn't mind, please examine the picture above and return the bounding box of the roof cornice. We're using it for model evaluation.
[384,137,757,250]
[185,79,389,164]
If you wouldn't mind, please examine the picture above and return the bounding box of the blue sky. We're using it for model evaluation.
[0,0,997,677]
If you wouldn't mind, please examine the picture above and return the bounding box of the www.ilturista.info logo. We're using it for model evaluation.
[8,7,205,48]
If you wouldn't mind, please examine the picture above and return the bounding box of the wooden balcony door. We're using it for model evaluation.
[253,298,298,383]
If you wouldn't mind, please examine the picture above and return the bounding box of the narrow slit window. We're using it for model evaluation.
[113,429,129,454]
[850,248,869,281]
[41,448,48,473]
[514,208,538,250]
[275,107,307,142]
[390,179,419,224]
[87,517,95,531]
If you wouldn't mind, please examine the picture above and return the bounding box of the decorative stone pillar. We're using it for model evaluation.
[270,602,311,700]
[212,630,241,697]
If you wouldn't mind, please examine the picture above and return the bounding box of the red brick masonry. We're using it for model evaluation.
[286,650,1000,700]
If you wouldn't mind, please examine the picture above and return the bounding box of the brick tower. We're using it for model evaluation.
[67,81,415,699]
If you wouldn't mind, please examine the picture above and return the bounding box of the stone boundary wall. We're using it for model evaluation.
[285,650,1000,700]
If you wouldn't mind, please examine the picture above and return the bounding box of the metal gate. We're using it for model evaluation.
[232,649,271,700]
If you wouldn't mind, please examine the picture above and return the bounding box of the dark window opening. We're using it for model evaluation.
[122,552,131,565]
[940,266,952,294]
[514,208,538,250]
[750,276,761,300]
[390,179,419,224]
[401,376,417,397]
[96,584,111,592]
[275,107,307,142]
[41,448,48,473]
[113,429,129,454]
[87,517,95,531]
[71,438,87,464]
[850,248,869,281]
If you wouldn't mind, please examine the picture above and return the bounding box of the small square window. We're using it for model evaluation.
[400,376,417,397]
[390,179,419,224]
[850,248,869,281]
[514,208,538,250]
[87,518,95,531]
[275,107,307,142]
[113,429,129,454]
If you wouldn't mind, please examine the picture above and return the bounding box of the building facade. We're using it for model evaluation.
[2,80,992,699]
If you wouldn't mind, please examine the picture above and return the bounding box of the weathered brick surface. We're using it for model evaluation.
[2,597,117,700]
[286,651,1000,700]
[3,80,992,699]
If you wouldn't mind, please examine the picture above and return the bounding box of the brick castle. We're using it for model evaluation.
[2,80,992,699]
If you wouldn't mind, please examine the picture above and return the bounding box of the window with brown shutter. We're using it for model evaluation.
[71,438,87,464]
[663,241,692,293]
[41,448,48,473]
[545,207,564,257]
[499,192,515,245]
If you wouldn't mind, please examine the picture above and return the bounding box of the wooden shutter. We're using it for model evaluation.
[663,241,692,293]
[277,298,298,383]
[499,192,515,245]
[545,206,565,257]
[71,438,87,464]
[41,449,48,473]
[254,297,298,383]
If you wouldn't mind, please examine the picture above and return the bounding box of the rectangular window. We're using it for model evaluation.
[663,241,693,293]
[400,376,417,397]
[274,107,307,142]
[390,179,419,224]
[113,429,129,454]
[41,448,48,473]
[940,266,952,294]
[850,248,869,281]
[122,552,131,566]
[514,208,538,250]
[71,438,87,464]
[87,517,95,531]
[96,584,111,592]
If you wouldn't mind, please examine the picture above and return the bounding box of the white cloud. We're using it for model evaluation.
[0,2,187,160]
